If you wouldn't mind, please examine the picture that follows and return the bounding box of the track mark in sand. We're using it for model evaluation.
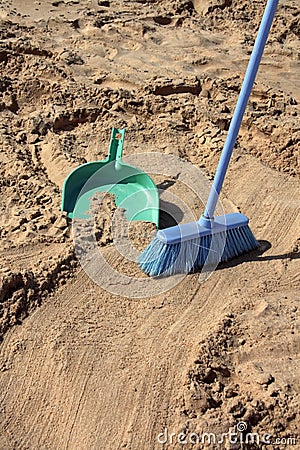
[107,276,234,447]
[223,156,300,251]
[0,344,36,433]
[64,351,93,450]
[0,432,10,450]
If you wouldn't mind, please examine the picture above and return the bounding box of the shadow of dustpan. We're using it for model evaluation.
[61,127,159,226]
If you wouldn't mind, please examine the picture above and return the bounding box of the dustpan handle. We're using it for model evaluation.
[108,127,125,162]
[203,0,278,220]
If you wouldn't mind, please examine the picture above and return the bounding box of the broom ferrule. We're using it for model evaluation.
[198,215,215,229]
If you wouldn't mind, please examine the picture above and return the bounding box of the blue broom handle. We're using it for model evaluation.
[203,0,278,219]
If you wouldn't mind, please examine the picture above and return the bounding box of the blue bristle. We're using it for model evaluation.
[138,224,259,277]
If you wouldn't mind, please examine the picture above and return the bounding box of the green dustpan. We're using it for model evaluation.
[61,127,159,225]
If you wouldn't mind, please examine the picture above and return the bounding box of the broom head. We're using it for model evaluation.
[138,213,259,277]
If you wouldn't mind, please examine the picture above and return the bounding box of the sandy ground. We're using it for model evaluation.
[0,0,299,449]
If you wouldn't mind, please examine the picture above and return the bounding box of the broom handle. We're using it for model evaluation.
[203,0,278,220]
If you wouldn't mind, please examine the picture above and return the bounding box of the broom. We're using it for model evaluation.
[139,0,278,277]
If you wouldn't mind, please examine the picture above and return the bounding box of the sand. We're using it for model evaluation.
[0,0,299,449]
